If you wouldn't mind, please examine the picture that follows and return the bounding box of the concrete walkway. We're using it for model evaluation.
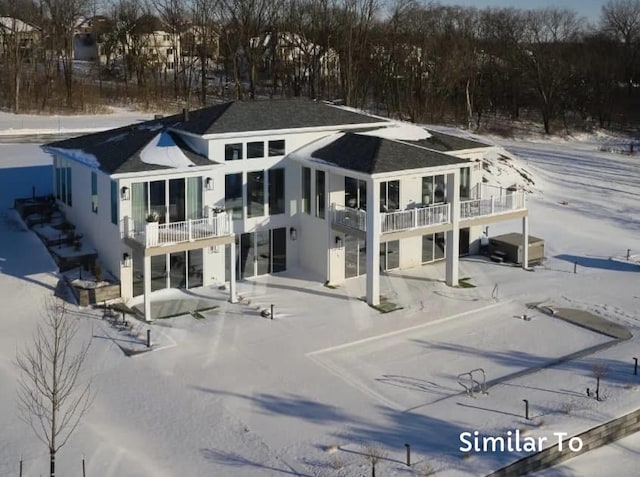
[542,306,633,340]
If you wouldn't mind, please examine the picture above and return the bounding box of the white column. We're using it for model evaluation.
[366,179,381,306]
[143,255,152,321]
[229,239,237,303]
[522,216,529,269]
[445,170,460,287]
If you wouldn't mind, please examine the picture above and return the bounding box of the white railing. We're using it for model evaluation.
[460,191,526,220]
[124,213,232,247]
[331,203,367,232]
[381,203,450,233]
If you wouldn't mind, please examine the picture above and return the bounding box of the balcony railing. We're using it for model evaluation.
[123,213,232,247]
[381,203,450,233]
[331,203,367,232]
[460,190,526,220]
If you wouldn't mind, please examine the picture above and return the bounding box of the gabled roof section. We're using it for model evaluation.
[44,117,212,175]
[173,99,389,135]
[310,133,467,175]
[407,130,489,152]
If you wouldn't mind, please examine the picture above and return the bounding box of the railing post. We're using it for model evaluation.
[413,208,418,229]
[188,219,193,241]
[490,196,494,215]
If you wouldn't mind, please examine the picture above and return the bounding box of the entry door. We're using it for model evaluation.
[381,240,399,270]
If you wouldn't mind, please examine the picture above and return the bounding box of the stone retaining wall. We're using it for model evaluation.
[487,407,640,476]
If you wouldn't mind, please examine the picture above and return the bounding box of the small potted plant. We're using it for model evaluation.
[145,211,160,246]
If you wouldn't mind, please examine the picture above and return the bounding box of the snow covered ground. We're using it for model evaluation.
[1,115,640,477]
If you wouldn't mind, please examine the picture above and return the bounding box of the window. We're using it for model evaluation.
[167,62,174,70]
[422,175,446,205]
[301,167,311,214]
[225,173,243,219]
[268,139,285,156]
[167,48,173,55]
[66,164,72,206]
[315,170,325,218]
[345,177,366,210]
[247,141,264,159]
[54,157,61,200]
[460,167,471,200]
[225,143,243,161]
[379,180,399,212]
[110,180,118,225]
[91,172,98,213]
[247,171,264,218]
[268,168,285,215]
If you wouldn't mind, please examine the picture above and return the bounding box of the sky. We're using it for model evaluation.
[432,0,607,22]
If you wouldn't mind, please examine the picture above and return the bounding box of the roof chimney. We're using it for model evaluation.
[182,107,189,122]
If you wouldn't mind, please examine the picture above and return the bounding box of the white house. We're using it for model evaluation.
[43,99,529,320]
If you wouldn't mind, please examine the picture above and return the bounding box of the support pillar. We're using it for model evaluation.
[229,238,238,303]
[522,216,529,269]
[366,179,381,306]
[143,255,152,321]
[445,170,460,287]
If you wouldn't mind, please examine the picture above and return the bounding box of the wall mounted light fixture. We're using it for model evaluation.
[205,177,213,190]
[120,186,130,200]
[122,252,132,267]
[290,227,297,241]
[335,236,343,247]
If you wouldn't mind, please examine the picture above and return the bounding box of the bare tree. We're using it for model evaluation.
[363,443,386,477]
[601,0,640,96]
[16,297,93,477]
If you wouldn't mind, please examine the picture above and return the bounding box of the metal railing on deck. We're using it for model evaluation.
[331,203,367,232]
[381,203,450,233]
[460,191,526,219]
[123,213,232,247]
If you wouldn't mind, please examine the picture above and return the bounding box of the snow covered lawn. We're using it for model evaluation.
[1,116,640,476]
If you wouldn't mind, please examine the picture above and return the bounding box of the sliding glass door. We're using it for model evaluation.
[130,177,203,227]
[237,228,287,279]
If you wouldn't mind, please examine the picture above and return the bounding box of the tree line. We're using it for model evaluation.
[2,0,640,133]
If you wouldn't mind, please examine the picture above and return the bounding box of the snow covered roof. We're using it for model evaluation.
[298,132,468,175]
[43,118,213,174]
[0,17,38,33]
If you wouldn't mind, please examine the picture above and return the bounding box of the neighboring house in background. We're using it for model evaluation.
[73,15,111,61]
[42,99,529,320]
[250,31,340,89]
[0,16,40,59]
[72,15,180,73]
[181,24,219,63]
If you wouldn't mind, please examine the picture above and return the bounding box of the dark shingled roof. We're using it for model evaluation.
[311,133,467,174]
[175,99,388,135]
[407,130,489,152]
[44,99,387,174]
[44,116,213,174]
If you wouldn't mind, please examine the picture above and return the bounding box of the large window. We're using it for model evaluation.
[268,168,285,215]
[301,167,311,214]
[268,139,285,156]
[56,158,72,206]
[110,180,118,225]
[345,177,366,210]
[225,143,243,161]
[315,170,325,218]
[247,141,264,159]
[422,175,446,205]
[380,180,399,212]
[225,173,243,219]
[247,171,264,218]
[91,172,98,213]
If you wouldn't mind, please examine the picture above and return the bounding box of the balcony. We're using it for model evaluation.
[330,203,450,234]
[123,213,232,248]
[330,187,526,236]
[460,190,526,221]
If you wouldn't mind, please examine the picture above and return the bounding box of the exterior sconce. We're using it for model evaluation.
[121,186,130,200]
[205,177,213,190]
[290,227,297,241]
[335,236,343,247]
[204,205,210,218]
[122,252,132,267]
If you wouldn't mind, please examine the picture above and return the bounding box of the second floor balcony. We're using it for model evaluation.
[330,187,527,235]
[123,212,232,249]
